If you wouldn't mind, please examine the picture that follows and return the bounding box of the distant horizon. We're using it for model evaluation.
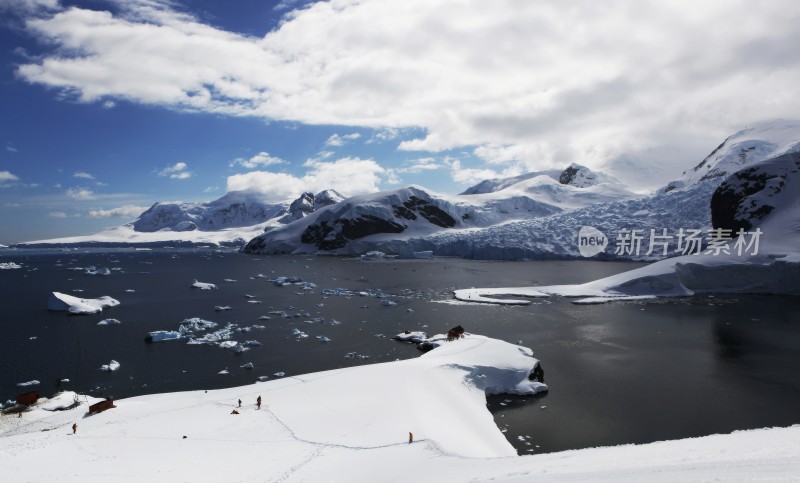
[2,0,800,242]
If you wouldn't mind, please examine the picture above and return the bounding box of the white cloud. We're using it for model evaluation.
[203,186,220,193]
[227,157,385,201]
[73,171,95,180]
[230,152,285,169]
[324,132,361,147]
[0,171,20,185]
[5,146,18,153]
[5,203,21,207]
[157,162,192,179]
[15,1,800,184]
[102,100,116,109]
[396,157,444,174]
[88,205,147,218]
[65,187,95,200]
[48,211,67,218]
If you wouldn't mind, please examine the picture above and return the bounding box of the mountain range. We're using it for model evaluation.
[20,120,800,260]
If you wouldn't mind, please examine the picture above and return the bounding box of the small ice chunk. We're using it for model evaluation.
[0,262,22,269]
[223,279,237,282]
[84,266,111,276]
[243,340,261,347]
[125,289,135,293]
[259,316,271,320]
[17,379,40,387]
[316,335,331,343]
[191,280,217,290]
[273,372,285,377]
[99,360,120,372]
[257,375,269,382]
[97,318,122,326]
[380,299,397,307]
[393,331,427,343]
[214,306,232,311]
[218,369,229,375]
[240,362,254,370]
[146,330,185,342]
[219,341,238,350]
[247,300,262,304]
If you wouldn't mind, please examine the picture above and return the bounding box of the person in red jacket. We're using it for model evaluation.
[72,423,77,434]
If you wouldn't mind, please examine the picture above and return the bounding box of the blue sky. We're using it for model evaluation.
[2,0,800,243]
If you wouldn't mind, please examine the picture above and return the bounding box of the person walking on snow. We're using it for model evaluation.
[238,399,242,408]
[408,432,413,444]
[257,396,262,410]
[72,423,77,434]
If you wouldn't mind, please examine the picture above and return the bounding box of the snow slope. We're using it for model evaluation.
[2,333,797,482]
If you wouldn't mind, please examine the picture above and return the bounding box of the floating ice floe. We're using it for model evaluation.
[84,266,111,276]
[316,336,331,343]
[0,262,22,269]
[191,280,217,290]
[344,352,370,360]
[360,251,386,261]
[97,318,122,326]
[393,331,427,343]
[380,299,397,307]
[292,328,308,339]
[178,318,218,334]
[241,362,254,370]
[242,340,261,347]
[146,330,186,342]
[271,276,303,286]
[259,315,271,320]
[218,369,229,375]
[572,295,658,305]
[223,279,237,282]
[214,306,232,311]
[48,292,120,315]
[247,300,262,304]
[244,294,256,298]
[17,380,40,387]
[257,375,269,382]
[99,360,120,372]
[273,372,285,377]
[124,289,135,293]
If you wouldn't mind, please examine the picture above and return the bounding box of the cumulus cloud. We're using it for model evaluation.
[324,132,361,147]
[65,187,95,200]
[227,157,385,201]
[230,152,285,169]
[157,162,192,179]
[88,205,147,218]
[0,0,60,14]
[14,1,800,187]
[0,171,20,185]
[73,171,95,180]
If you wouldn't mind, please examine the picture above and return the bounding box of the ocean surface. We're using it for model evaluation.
[1,248,799,455]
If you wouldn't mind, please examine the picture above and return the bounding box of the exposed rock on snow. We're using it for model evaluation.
[48,292,120,315]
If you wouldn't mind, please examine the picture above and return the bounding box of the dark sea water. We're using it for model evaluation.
[1,249,799,455]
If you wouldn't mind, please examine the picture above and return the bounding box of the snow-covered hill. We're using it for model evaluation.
[20,189,345,248]
[242,165,637,255]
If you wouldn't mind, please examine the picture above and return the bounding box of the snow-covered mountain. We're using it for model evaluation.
[243,121,800,259]
[20,189,346,247]
[242,165,638,255]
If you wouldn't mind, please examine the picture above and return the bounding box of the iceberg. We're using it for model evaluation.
[0,262,22,269]
[393,331,427,343]
[191,280,217,290]
[145,330,186,342]
[97,318,122,326]
[99,360,120,372]
[16,380,40,387]
[48,292,120,315]
[84,266,111,276]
